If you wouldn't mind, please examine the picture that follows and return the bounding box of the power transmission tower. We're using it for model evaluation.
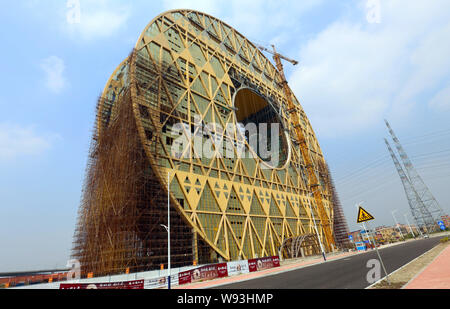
[384,139,435,233]
[384,120,445,232]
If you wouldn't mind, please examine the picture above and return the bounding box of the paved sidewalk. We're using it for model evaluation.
[175,251,357,289]
[403,243,450,289]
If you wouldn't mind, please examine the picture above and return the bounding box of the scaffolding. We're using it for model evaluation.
[72,54,195,277]
[326,164,351,249]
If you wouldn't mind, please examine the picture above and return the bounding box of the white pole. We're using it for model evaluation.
[168,172,171,289]
[362,222,373,249]
[391,210,404,240]
[366,221,390,285]
[404,214,416,239]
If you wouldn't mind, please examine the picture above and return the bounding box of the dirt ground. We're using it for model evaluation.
[370,239,450,289]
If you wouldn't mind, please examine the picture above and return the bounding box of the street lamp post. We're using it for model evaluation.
[391,210,404,240]
[308,186,326,262]
[168,172,171,289]
[161,172,171,289]
[404,214,416,239]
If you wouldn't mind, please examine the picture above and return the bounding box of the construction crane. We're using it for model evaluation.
[255,44,298,85]
[256,44,299,65]
[256,43,336,251]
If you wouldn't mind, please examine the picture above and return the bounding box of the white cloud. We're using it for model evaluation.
[0,123,60,160]
[290,21,394,137]
[162,0,221,16]
[40,56,67,94]
[21,0,130,41]
[63,0,131,41]
[162,0,323,41]
[289,0,450,138]
[225,0,322,38]
[429,83,450,111]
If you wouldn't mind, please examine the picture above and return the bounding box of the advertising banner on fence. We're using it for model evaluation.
[227,260,250,276]
[146,275,179,289]
[59,279,144,289]
[178,257,280,285]
[272,255,280,267]
[248,256,280,272]
[178,269,192,285]
[178,263,228,285]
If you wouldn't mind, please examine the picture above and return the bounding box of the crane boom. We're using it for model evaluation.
[257,43,335,251]
[256,44,299,65]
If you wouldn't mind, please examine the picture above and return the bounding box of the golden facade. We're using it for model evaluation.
[73,9,337,276]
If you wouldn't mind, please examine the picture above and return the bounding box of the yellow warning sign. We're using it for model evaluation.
[357,206,375,223]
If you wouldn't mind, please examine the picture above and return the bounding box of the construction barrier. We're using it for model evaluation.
[13,256,279,289]
[178,263,228,285]
[145,274,178,289]
[249,256,280,272]
[178,256,280,286]
[227,260,250,276]
[59,279,144,289]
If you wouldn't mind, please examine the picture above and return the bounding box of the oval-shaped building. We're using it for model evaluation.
[72,9,348,276]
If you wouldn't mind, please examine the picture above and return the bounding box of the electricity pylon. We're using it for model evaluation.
[384,139,435,233]
[385,120,445,232]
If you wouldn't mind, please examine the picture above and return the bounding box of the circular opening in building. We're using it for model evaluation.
[233,87,290,168]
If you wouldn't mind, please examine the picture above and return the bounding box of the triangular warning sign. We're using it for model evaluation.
[357,207,375,223]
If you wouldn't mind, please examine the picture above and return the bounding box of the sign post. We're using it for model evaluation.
[356,205,390,285]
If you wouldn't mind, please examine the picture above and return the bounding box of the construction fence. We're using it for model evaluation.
[9,256,280,289]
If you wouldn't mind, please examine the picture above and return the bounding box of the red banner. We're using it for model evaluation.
[178,270,192,285]
[217,263,228,278]
[249,256,280,272]
[272,256,280,267]
[248,259,257,272]
[59,279,144,289]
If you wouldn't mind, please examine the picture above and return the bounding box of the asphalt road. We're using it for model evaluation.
[213,236,442,289]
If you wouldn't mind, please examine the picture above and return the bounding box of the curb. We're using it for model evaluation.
[367,240,447,289]
[401,242,450,289]
[366,246,434,289]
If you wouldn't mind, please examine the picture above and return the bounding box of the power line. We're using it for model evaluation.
[340,177,398,203]
[336,147,450,186]
[335,154,389,182]
[402,128,450,144]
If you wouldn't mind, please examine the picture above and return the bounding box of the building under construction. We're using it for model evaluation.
[72,9,349,277]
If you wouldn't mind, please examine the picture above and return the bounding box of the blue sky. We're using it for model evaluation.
[1,0,449,272]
